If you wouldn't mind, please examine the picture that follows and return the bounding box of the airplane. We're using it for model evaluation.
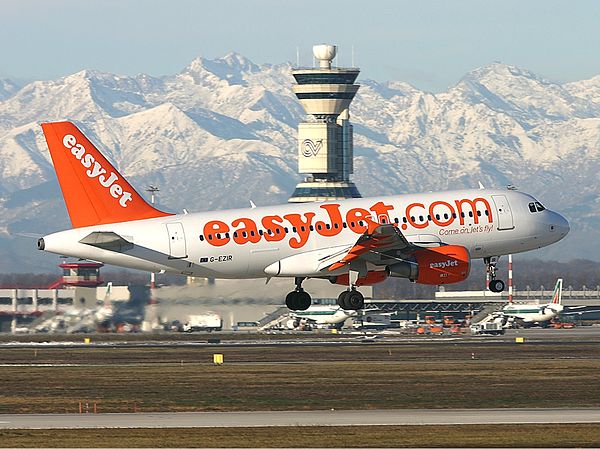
[37,121,570,312]
[501,278,564,325]
[288,304,358,329]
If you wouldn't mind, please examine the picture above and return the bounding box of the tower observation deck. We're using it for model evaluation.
[288,44,362,203]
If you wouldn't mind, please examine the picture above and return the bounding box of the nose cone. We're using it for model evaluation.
[548,211,570,242]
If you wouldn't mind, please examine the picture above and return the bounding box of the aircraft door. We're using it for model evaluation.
[491,195,514,230]
[166,222,187,258]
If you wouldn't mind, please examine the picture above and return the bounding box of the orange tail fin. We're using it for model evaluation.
[41,121,172,228]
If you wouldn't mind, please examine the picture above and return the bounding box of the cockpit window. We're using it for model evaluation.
[535,202,545,212]
[528,202,537,213]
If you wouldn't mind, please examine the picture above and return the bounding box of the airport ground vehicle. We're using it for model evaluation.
[182,314,223,332]
[38,122,569,312]
[470,321,505,335]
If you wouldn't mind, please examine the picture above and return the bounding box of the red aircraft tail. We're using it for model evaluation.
[41,121,172,228]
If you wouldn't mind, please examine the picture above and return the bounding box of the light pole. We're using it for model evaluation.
[145,186,160,331]
[145,186,159,290]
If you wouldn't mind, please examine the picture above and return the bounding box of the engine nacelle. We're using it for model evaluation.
[414,245,470,285]
[387,245,470,285]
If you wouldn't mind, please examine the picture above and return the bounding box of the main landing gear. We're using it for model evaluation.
[285,277,311,311]
[337,289,365,310]
[337,269,365,310]
[485,256,505,293]
[284,276,365,311]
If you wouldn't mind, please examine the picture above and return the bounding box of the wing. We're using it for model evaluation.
[327,220,415,272]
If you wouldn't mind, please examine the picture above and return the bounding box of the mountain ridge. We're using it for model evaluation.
[0,54,597,272]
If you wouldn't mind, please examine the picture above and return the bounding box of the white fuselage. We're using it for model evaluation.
[292,305,357,326]
[41,188,569,279]
[502,303,564,323]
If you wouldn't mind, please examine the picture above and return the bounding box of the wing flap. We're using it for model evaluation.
[327,220,413,272]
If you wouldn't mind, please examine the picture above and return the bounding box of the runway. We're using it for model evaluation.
[1,408,600,429]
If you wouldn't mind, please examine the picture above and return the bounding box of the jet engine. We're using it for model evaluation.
[387,245,470,285]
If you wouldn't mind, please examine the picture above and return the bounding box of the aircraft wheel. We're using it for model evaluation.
[489,279,505,293]
[285,291,299,310]
[346,290,365,310]
[296,291,312,311]
[337,291,349,308]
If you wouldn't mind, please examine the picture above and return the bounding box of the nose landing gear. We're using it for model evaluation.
[485,256,505,293]
[285,277,312,311]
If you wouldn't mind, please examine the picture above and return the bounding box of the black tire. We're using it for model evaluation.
[337,291,349,308]
[346,290,365,310]
[489,279,505,293]
[285,291,299,310]
[297,291,312,311]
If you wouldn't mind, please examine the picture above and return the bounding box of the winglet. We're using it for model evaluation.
[41,122,173,228]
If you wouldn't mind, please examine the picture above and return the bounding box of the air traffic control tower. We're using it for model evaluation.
[288,44,362,203]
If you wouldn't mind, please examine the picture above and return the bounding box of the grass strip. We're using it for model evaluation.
[1,424,600,447]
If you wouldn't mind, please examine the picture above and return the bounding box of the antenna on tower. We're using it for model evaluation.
[296,46,300,67]
[351,45,355,67]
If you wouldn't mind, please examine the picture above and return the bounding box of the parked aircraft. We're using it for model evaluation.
[289,304,357,328]
[502,278,563,325]
[38,122,570,311]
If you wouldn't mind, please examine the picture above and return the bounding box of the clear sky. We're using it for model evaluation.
[1,0,599,92]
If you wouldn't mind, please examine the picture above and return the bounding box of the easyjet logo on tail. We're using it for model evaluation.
[62,134,133,208]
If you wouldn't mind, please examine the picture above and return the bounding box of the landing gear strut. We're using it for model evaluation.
[285,277,311,311]
[485,256,505,293]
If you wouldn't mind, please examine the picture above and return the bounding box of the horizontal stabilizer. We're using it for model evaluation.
[79,232,133,252]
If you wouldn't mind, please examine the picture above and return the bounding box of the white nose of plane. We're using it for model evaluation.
[547,210,570,242]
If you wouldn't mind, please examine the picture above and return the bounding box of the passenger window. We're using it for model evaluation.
[484,210,489,216]
[402,217,407,223]
[444,213,449,220]
[477,210,481,217]
[394,218,399,224]
[343,223,347,228]
[199,235,204,241]
[529,202,536,213]
[250,231,255,236]
[468,211,473,218]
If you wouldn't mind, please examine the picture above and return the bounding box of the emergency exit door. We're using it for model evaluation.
[491,195,514,230]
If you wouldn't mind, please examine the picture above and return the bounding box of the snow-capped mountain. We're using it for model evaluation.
[0,54,597,272]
